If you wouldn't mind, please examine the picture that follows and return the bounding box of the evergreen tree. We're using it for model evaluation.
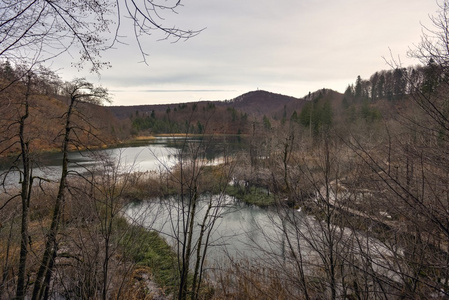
[263,115,271,130]
[355,75,362,98]
[290,111,299,123]
[370,72,379,101]
[377,73,385,98]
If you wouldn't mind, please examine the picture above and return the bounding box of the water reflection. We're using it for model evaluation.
[124,195,293,267]
[0,136,246,186]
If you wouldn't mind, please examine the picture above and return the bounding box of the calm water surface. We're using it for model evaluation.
[0,136,245,185]
[124,196,288,264]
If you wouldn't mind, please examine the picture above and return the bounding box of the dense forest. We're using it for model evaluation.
[2,1,449,300]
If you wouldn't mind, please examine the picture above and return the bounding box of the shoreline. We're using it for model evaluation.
[0,133,246,159]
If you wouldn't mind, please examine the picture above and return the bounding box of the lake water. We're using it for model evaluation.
[124,195,291,265]
[0,136,246,185]
[0,136,398,281]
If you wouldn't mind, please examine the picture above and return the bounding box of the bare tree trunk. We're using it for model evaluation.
[102,214,111,300]
[178,187,197,300]
[323,135,337,300]
[0,212,16,297]
[31,78,108,300]
[16,75,32,300]
[31,92,74,300]
[191,197,212,300]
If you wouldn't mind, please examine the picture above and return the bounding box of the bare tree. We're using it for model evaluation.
[331,3,449,297]
[15,72,34,300]
[0,64,55,300]
[0,0,202,71]
[143,109,236,299]
[45,151,159,299]
[31,78,109,300]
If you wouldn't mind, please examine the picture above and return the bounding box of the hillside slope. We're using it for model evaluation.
[106,89,345,135]
[0,94,124,157]
[108,90,314,119]
[221,90,304,117]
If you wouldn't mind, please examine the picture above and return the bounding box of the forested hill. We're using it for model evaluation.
[0,63,128,157]
[220,90,305,117]
[106,89,346,135]
[108,89,317,120]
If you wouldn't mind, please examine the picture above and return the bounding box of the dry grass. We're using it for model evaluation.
[212,260,312,300]
[0,176,169,299]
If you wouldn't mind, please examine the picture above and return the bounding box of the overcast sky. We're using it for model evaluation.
[52,0,439,106]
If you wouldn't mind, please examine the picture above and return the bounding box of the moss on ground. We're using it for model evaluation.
[226,185,275,207]
[120,221,179,294]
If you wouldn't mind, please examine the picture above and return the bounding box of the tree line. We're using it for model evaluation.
[130,104,250,135]
[345,61,445,102]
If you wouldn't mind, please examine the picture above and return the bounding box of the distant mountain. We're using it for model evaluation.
[108,90,307,119]
[106,103,173,120]
[106,89,344,123]
[220,90,304,117]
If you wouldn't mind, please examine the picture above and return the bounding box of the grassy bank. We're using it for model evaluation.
[226,185,275,207]
[122,221,179,294]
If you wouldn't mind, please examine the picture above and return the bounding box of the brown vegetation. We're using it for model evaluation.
[3,2,449,299]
